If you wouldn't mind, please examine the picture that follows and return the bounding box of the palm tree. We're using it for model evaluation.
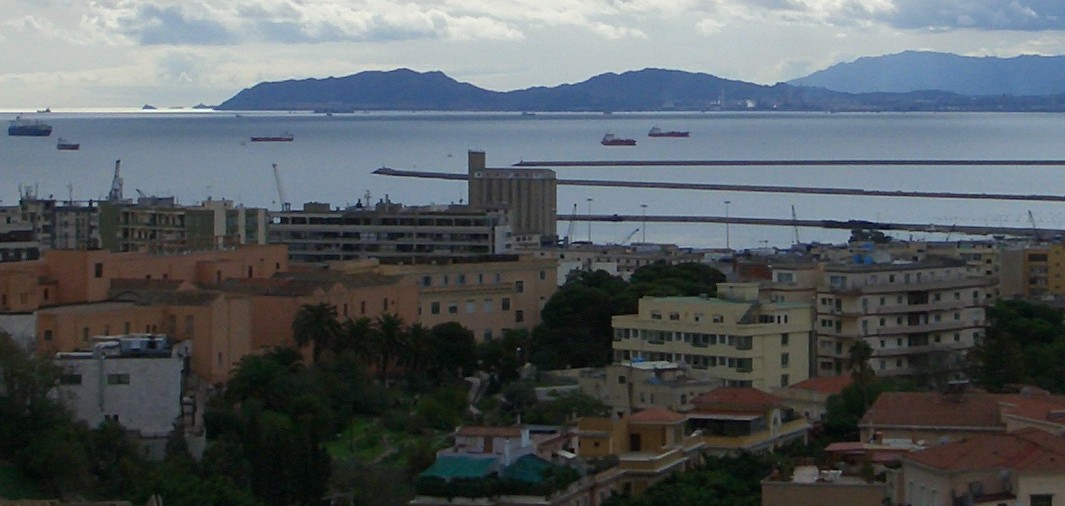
[337,316,374,362]
[847,340,876,411]
[401,323,433,388]
[291,303,342,364]
[371,313,408,382]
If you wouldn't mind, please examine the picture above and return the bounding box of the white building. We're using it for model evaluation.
[54,334,187,457]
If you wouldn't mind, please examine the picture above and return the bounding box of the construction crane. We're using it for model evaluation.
[619,227,640,245]
[790,205,800,245]
[272,163,290,211]
[107,160,123,202]
[1028,210,1040,241]
[562,203,578,245]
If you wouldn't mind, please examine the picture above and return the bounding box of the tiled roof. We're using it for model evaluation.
[629,406,685,424]
[862,391,1065,430]
[790,375,853,395]
[691,387,782,410]
[456,426,523,438]
[860,392,1007,429]
[904,428,1065,473]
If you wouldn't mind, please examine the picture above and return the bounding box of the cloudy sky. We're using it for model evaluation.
[4,0,1065,108]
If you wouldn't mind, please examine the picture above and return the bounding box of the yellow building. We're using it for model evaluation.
[815,259,993,377]
[611,283,812,391]
[999,243,1065,299]
[332,254,557,341]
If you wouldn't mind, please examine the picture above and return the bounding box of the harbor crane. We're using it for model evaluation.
[562,203,578,245]
[619,227,640,245]
[272,163,291,211]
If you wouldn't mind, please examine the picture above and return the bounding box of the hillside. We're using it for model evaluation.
[789,51,1065,96]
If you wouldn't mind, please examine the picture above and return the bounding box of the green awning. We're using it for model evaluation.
[419,455,495,481]
[502,454,552,484]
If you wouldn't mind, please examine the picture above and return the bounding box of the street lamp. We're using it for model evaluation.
[640,204,648,243]
[586,198,593,243]
[724,200,731,250]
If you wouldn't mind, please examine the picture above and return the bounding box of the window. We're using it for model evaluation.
[651,311,662,320]
[43,330,53,341]
[781,333,789,346]
[94,263,103,278]
[1030,494,1053,506]
[106,373,130,385]
[668,312,680,321]
[422,276,432,287]
[59,374,82,385]
[515,310,525,323]
[465,300,476,314]
[448,303,458,314]
[780,374,789,387]
[501,298,511,310]
[457,274,466,286]
[515,280,524,293]
[539,270,546,280]
[430,302,440,315]
[618,375,626,384]
[781,353,790,367]
[483,299,493,312]
[82,327,89,342]
[712,314,724,323]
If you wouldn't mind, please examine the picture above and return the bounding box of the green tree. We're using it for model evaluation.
[428,322,478,381]
[969,299,1065,392]
[371,313,409,382]
[626,261,726,299]
[292,303,342,364]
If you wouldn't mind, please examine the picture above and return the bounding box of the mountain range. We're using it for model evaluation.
[216,52,1065,112]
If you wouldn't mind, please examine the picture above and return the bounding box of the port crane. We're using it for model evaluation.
[618,228,640,245]
[272,163,291,211]
[562,203,578,245]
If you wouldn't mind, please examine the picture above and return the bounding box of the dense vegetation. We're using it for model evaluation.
[969,299,1065,393]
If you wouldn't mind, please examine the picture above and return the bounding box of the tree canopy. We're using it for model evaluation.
[969,299,1065,393]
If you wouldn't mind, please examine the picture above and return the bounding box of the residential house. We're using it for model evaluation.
[687,386,810,455]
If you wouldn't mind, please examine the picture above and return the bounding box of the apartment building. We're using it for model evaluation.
[551,243,708,283]
[563,361,723,417]
[99,197,268,253]
[611,283,813,391]
[333,254,556,341]
[270,200,512,263]
[997,243,1065,299]
[815,258,994,377]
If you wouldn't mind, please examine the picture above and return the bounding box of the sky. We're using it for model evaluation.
[5,0,1065,108]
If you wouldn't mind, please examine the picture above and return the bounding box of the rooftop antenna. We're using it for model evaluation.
[107,160,123,201]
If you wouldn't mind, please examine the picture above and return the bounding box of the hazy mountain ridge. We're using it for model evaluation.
[216,61,1065,112]
[789,51,1065,96]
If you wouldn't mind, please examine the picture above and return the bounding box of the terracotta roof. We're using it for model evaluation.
[629,406,685,424]
[860,392,1007,429]
[456,426,523,438]
[904,428,1065,473]
[691,387,782,410]
[862,391,1065,430]
[790,375,853,396]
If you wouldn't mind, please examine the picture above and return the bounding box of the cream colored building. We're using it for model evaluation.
[332,254,557,341]
[560,361,722,417]
[611,283,812,391]
[815,259,994,377]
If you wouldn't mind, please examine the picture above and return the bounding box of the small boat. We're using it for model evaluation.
[648,126,689,138]
[250,131,294,142]
[8,116,52,137]
[601,133,636,146]
[56,138,80,150]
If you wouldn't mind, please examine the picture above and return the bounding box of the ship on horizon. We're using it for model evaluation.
[648,126,689,138]
[8,116,53,137]
[250,131,294,142]
[601,133,636,146]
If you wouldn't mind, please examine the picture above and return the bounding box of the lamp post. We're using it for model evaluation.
[586,198,593,243]
[724,200,731,250]
[640,204,648,243]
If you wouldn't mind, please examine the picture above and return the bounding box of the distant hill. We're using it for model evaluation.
[216,65,1065,113]
[789,51,1065,96]
[217,68,784,112]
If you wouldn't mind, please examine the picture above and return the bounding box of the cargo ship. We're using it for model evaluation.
[56,138,80,150]
[8,116,53,137]
[250,131,294,142]
[601,133,636,146]
[648,126,689,138]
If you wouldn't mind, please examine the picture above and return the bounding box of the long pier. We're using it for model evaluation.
[512,159,1065,167]
[567,214,1062,238]
[371,167,1065,203]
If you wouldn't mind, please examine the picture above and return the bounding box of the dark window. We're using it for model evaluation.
[515,280,524,293]
[515,310,525,323]
[43,330,53,341]
[1030,495,1053,506]
[431,302,440,315]
[59,374,82,385]
[501,298,511,311]
[106,373,130,385]
[94,263,103,278]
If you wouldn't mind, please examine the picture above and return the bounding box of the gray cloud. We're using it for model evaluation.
[119,5,237,45]
[879,1,1065,31]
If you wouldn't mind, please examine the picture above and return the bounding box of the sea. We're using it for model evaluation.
[3,109,1065,250]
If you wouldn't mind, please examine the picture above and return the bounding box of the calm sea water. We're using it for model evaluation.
[3,110,1065,249]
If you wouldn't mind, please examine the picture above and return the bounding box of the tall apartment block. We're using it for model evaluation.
[270,200,513,263]
[611,283,812,391]
[99,197,268,253]
[466,150,558,246]
[814,258,993,378]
